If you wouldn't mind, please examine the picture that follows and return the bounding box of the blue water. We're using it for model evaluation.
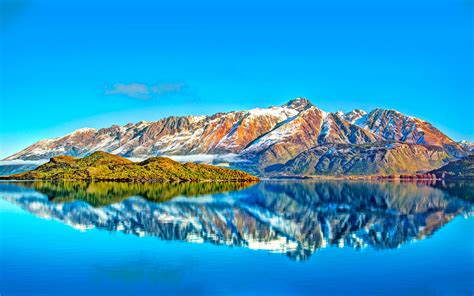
[0,181,473,295]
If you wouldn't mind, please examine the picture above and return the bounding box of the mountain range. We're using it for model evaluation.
[5,98,471,176]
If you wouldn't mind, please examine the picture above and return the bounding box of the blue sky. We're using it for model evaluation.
[1,0,473,158]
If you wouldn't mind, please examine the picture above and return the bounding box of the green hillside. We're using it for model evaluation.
[1,151,259,182]
[430,155,474,180]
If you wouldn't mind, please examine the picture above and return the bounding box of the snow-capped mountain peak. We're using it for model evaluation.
[458,140,474,153]
[4,98,468,176]
[344,109,367,123]
[284,97,312,112]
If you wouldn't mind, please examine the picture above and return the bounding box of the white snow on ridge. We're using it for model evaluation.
[242,114,300,153]
[64,127,97,137]
[4,98,451,161]
[344,109,367,124]
[319,112,331,138]
[68,127,96,133]
[247,106,298,120]
[320,110,329,120]
[189,115,206,124]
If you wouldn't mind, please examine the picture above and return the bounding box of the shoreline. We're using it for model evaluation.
[0,178,259,183]
[3,176,472,183]
[264,175,473,181]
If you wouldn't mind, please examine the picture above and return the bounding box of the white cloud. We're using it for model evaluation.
[126,154,249,164]
[164,154,248,164]
[105,83,149,99]
[150,83,185,95]
[105,82,186,99]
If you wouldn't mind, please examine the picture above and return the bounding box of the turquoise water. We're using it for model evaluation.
[0,181,473,295]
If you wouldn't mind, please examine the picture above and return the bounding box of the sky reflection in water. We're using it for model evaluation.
[0,180,472,295]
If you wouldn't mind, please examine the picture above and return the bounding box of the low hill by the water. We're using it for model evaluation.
[0,151,259,182]
[430,155,474,180]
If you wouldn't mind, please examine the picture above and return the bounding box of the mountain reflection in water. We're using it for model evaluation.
[1,180,472,260]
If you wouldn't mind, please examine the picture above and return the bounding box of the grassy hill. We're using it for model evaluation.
[429,155,474,180]
[0,151,259,182]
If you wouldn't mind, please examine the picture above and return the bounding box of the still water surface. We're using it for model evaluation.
[0,180,473,295]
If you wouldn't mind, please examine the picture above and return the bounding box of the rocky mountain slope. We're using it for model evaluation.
[4,98,470,176]
[268,142,449,176]
[429,155,474,180]
[458,140,474,153]
[1,151,259,182]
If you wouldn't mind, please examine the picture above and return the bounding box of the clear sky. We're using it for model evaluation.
[0,0,473,158]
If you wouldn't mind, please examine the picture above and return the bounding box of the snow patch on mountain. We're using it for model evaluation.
[318,111,331,140]
[70,127,97,134]
[247,105,298,119]
[242,113,301,153]
[4,98,465,164]
[458,140,474,153]
[344,109,367,124]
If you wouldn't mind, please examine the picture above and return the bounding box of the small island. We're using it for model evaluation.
[0,151,259,182]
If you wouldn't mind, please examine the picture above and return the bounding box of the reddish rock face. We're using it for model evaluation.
[5,98,469,176]
[357,109,459,147]
[243,106,326,166]
[317,112,380,145]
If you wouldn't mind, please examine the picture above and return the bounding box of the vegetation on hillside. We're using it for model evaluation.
[430,155,474,180]
[265,142,449,176]
[1,151,259,182]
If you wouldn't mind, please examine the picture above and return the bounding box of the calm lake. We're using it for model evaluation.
[0,180,472,295]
